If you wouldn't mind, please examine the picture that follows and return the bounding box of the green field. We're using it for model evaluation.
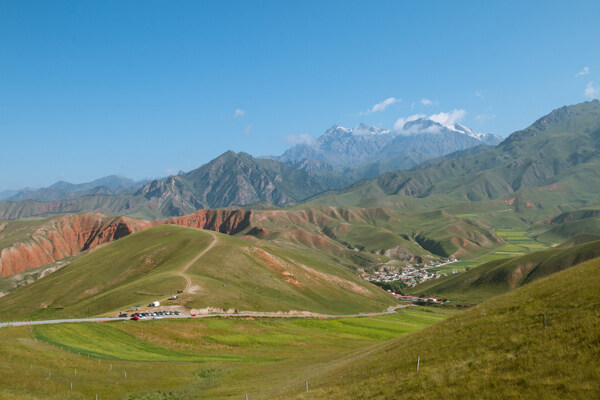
[0,307,453,399]
[434,230,550,273]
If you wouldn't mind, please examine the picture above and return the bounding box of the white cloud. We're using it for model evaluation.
[429,109,467,126]
[393,114,426,133]
[234,109,246,118]
[394,109,468,135]
[421,98,439,106]
[584,82,599,99]
[244,124,252,134]
[362,97,400,114]
[576,67,590,77]
[473,90,485,99]
[286,134,316,146]
[584,82,599,98]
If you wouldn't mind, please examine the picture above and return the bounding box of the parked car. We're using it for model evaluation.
[130,315,139,321]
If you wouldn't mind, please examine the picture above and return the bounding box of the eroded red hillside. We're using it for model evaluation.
[167,209,251,234]
[0,213,154,277]
[0,210,253,277]
[0,206,503,278]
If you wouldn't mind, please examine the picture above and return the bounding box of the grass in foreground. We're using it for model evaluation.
[0,307,453,399]
[276,256,600,399]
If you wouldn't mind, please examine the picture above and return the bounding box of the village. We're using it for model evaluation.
[362,257,459,288]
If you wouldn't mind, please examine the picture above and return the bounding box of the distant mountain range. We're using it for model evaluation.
[0,119,501,218]
[0,151,348,219]
[5,175,147,202]
[3,101,599,221]
[276,118,502,169]
[313,100,600,214]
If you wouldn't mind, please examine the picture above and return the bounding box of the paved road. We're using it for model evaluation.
[0,304,410,328]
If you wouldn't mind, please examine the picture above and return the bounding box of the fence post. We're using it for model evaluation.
[543,313,546,330]
[416,356,420,371]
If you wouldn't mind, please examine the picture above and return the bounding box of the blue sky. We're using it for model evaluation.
[1,0,599,190]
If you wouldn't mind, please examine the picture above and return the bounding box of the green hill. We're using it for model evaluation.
[0,225,394,320]
[534,208,600,244]
[275,255,600,399]
[555,233,600,248]
[537,218,600,244]
[407,239,600,304]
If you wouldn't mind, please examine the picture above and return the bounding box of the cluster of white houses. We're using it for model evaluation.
[363,258,459,288]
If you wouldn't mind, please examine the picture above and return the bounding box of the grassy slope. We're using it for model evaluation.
[0,225,393,320]
[409,239,600,304]
[250,205,505,264]
[277,256,600,399]
[536,217,600,244]
[0,307,453,400]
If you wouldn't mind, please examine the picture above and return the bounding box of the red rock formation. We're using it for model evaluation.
[0,213,154,277]
[167,209,252,235]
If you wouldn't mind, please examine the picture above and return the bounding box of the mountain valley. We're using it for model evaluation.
[1,101,600,400]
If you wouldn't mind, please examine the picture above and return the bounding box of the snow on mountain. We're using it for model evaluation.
[352,123,391,136]
[396,118,502,145]
[279,119,501,168]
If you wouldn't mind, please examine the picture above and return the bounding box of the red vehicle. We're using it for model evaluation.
[130,315,140,321]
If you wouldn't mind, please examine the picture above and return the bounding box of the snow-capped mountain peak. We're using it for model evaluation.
[322,123,390,138]
[395,117,501,144]
[353,123,391,136]
[279,120,501,167]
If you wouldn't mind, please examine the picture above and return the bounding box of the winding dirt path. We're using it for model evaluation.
[180,230,218,294]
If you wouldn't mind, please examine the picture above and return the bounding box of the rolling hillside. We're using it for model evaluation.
[535,208,600,244]
[407,238,600,304]
[275,254,600,399]
[0,206,506,284]
[0,225,394,320]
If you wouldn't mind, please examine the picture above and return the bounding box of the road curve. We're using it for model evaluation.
[0,305,411,328]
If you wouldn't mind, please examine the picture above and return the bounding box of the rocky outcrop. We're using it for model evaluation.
[0,213,154,277]
[168,209,252,235]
